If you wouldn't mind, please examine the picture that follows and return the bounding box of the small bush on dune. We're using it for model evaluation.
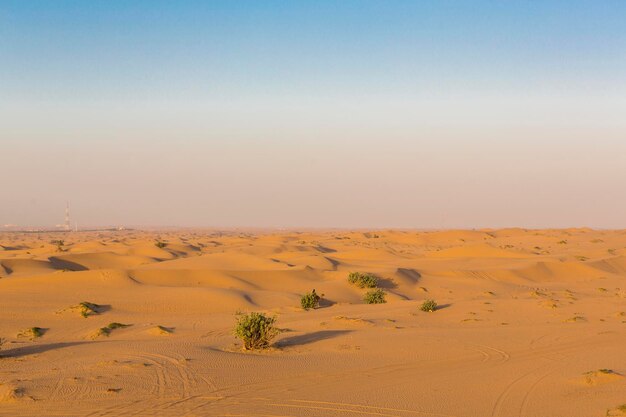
[18,327,44,340]
[154,240,167,248]
[77,301,101,318]
[364,289,386,304]
[301,289,321,310]
[420,299,438,312]
[348,272,378,288]
[97,322,131,337]
[234,312,279,350]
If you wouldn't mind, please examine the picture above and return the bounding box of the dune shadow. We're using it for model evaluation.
[0,245,28,251]
[276,330,352,347]
[377,278,398,290]
[150,257,169,262]
[315,245,337,254]
[1,342,92,358]
[318,298,336,308]
[396,268,421,283]
[389,291,411,301]
[48,257,88,272]
[270,258,295,267]
[323,257,341,270]
[242,293,257,306]
[1,263,12,274]
[92,304,112,314]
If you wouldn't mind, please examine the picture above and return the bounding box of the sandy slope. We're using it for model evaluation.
[1,228,625,417]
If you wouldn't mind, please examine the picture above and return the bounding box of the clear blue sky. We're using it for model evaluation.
[1,1,625,228]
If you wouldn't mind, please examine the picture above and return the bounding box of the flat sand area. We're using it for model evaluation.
[1,229,625,416]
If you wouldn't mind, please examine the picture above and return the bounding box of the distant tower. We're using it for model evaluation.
[64,202,71,231]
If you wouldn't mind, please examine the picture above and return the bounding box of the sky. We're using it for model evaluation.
[1,1,625,229]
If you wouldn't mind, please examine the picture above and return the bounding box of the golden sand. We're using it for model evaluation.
[1,228,625,416]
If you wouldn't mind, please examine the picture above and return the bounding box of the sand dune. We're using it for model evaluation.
[1,229,625,416]
[0,259,59,276]
[426,243,528,258]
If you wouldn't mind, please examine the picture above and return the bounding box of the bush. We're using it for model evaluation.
[18,327,44,340]
[420,299,437,312]
[300,289,321,310]
[234,312,279,350]
[77,301,101,318]
[155,240,167,248]
[364,289,386,304]
[53,239,65,252]
[348,272,378,288]
[97,322,131,337]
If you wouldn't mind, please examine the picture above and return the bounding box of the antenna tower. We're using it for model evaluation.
[64,202,71,231]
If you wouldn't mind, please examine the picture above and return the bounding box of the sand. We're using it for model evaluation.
[0,228,625,416]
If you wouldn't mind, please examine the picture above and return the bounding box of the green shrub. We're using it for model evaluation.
[348,272,378,288]
[18,327,44,340]
[420,299,438,312]
[234,312,279,350]
[77,301,101,318]
[300,289,321,310]
[364,289,386,304]
[97,322,131,337]
[155,240,167,248]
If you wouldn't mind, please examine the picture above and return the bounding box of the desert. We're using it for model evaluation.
[3,1,626,416]
[1,228,625,416]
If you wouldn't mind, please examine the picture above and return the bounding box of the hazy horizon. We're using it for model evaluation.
[2,1,625,229]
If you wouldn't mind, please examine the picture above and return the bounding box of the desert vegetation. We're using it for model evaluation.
[17,327,44,340]
[234,312,279,350]
[76,301,102,318]
[363,288,386,304]
[300,289,321,310]
[96,322,131,338]
[420,299,438,312]
[348,272,377,288]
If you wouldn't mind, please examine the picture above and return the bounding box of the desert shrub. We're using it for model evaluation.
[300,289,321,310]
[97,322,131,337]
[348,272,378,288]
[420,299,438,312]
[364,289,386,304]
[18,327,44,340]
[77,301,101,318]
[234,312,279,350]
[155,240,167,248]
[53,239,65,252]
